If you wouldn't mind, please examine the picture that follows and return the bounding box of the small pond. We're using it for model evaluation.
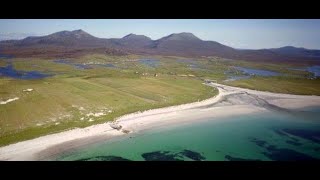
[224,66,281,82]
[139,59,160,68]
[234,66,280,76]
[0,63,51,79]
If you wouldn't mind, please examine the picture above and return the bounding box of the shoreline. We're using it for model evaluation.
[1,82,320,160]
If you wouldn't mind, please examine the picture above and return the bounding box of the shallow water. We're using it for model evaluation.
[0,63,51,79]
[307,66,320,77]
[235,66,280,76]
[139,59,159,68]
[0,54,13,59]
[288,66,320,78]
[224,66,280,81]
[175,59,206,71]
[55,107,320,161]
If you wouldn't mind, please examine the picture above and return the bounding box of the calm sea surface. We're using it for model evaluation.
[55,107,320,161]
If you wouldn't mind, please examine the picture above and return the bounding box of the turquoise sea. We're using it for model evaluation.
[55,107,320,161]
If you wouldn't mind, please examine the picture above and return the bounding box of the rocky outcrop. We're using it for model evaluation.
[110,123,122,130]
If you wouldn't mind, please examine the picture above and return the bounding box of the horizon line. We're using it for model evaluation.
[0,29,318,51]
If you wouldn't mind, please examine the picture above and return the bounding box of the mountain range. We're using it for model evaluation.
[1,29,320,63]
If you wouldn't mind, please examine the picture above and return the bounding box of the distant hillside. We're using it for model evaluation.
[269,46,320,58]
[146,32,237,57]
[1,29,320,63]
[15,30,103,47]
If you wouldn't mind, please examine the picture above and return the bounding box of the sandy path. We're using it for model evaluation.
[1,82,320,161]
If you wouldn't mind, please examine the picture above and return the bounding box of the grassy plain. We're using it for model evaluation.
[0,55,217,146]
[1,53,319,146]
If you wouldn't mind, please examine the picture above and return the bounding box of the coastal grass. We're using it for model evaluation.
[1,54,320,146]
[0,63,217,146]
[224,76,320,95]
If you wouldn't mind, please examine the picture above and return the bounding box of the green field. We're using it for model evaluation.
[0,54,319,146]
[219,60,320,95]
[0,55,218,146]
[224,76,320,95]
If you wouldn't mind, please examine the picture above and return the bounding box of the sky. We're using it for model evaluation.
[0,19,320,49]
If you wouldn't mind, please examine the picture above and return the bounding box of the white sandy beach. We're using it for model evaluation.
[1,82,320,161]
